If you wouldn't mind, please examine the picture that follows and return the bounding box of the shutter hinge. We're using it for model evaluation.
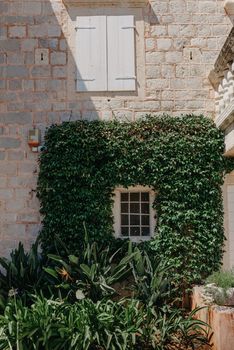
[121,26,136,30]
[76,78,95,81]
[75,26,96,31]
[116,76,136,80]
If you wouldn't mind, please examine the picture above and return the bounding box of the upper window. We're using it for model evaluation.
[113,186,156,242]
[75,15,136,92]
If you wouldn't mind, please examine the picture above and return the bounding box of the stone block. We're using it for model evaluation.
[0,112,31,125]
[169,0,186,13]
[52,67,67,78]
[146,78,169,89]
[0,39,20,51]
[0,80,6,89]
[5,66,29,78]
[0,163,17,175]
[9,80,22,91]
[0,137,21,149]
[59,39,67,51]
[0,53,6,64]
[7,53,24,65]
[146,52,165,64]
[51,52,66,65]
[39,38,58,50]
[0,189,13,199]
[17,213,40,224]
[157,38,172,51]
[145,38,155,51]
[8,150,24,161]
[0,177,7,188]
[165,51,183,63]
[21,39,38,51]
[23,80,34,91]
[9,26,26,38]
[31,66,51,77]
[0,151,5,160]
[0,27,7,39]
[25,52,34,65]
[146,65,161,79]
[151,25,167,37]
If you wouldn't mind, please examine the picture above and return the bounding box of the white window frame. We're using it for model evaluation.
[113,185,156,242]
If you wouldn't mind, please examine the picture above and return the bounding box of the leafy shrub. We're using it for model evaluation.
[131,247,173,307]
[0,295,211,350]
[206,269,234,290]
[44,237,134,302]
[0,240,50,309]
[38,115,228,289]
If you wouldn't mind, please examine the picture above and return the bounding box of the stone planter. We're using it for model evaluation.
[192,286,234,350]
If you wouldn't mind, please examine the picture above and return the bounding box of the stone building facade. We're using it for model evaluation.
[0,0,234,266]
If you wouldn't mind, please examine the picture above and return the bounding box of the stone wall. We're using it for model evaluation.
[0,0,232,256]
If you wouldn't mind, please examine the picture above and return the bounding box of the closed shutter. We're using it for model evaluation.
[76,16,107,92]
[107,15,136,91]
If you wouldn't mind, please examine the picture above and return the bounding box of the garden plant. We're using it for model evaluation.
[0,115,233,349]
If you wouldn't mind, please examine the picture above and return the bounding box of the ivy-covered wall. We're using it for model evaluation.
[37,115,230,286]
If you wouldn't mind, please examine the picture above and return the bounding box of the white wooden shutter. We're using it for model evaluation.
[76,16,107,92]
[107,16,136,91]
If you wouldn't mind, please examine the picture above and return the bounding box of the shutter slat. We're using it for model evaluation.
[76,16,107,92]
[107,16,136,91]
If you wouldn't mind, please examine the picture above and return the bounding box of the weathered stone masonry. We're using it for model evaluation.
[0,0,232,257]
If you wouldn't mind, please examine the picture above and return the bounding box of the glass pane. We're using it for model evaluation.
[130,203,140,213]
[130,227,140,236]
[121,193,128,201]
[130,215,140,225]
[121,203,128,213]
[121,215,129,226]
[141,227,150,236]
[121,227,129,236]
[141,192,149,202]
[130,192,140,201]
[141,203,149,214]
[142,215,150,226]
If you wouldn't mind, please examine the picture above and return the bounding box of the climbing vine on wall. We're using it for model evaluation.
[37,115,231,287]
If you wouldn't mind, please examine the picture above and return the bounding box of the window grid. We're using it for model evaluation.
[121,192,150,237]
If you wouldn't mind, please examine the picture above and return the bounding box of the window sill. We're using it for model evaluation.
[63,0,148,7]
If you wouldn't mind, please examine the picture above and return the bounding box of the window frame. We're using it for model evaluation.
[113,185,156,242]
[66,7,145,100]
[75,14,136,92]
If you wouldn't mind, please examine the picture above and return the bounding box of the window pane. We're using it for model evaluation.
[130,192,140,201]
[141,192,149,202]
[130,203,140,213]
[130,215,140,225]
[142,215,150,226]
[121,203,128,213]
[130,227,140,236]
[141,203,149,214]
[141,227,150,236]
[121,193,128,201]
[121,227,129,236]
[121,215,129,225]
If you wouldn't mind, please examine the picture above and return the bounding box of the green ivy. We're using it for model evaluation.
[37,114,230,288]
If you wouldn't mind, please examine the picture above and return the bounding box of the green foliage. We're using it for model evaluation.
[131,248,173,307]
[44,233,135,302]
[37,114,227,288]
[0,240,49,309]
[206,269,234,290]
[0,295,211,350]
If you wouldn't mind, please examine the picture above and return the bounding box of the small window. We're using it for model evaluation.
[113,186,156,242]
[75,15,136,92]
